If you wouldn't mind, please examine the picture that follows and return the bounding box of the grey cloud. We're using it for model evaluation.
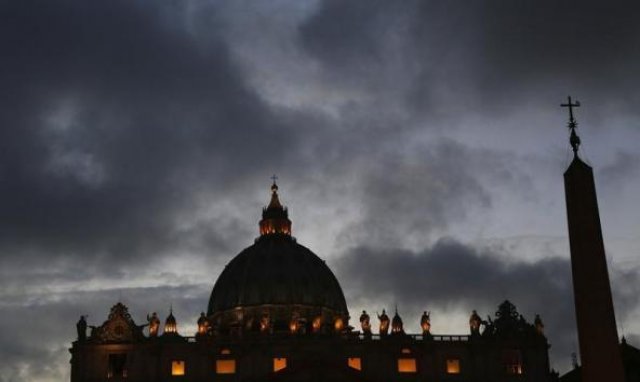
[300,0,640,118]
[336,238,640,371]
[334,139,533,249]
[337,238,572,310]
[0,284,210,381]
[336,239,575,369]
[343,141,491,247]
[0,0,297,267]
[300,1,414,73]
[599,150,640,185]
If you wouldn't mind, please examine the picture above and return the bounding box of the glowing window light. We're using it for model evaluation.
[334,317,344,332]
[347,357,362,371]
[446,358,460,374]
[107,354,127,378]
[260,315,270,332]
[507,363,523,375]
[273,357,287,372]
[220,348,231,355]
[504,350,524,375]
[171,360,185,376]
[312,316,322,332]
[289,320,298,333]
[216,360,236,374]
[397,358,417,373]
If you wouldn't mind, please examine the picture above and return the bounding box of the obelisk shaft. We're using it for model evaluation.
[564,157,625,382]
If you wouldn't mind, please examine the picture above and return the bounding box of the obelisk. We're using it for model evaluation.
[562,96,625,382]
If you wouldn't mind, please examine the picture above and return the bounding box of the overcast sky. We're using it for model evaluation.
[2,1,640,380]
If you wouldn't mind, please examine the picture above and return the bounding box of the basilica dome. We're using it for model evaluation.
[208,235,347,315]
[207,181,349,334]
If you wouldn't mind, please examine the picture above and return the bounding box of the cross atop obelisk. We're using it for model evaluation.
[561,96,582,156]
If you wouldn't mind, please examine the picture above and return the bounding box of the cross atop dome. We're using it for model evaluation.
[267,175,283,210]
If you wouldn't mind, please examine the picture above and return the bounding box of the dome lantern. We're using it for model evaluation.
[259,177,292,236]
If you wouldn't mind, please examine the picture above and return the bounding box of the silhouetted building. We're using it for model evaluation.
[70,180,554,381]
[561,97,626,382]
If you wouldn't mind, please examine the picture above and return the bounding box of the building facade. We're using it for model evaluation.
[70,182,554,382]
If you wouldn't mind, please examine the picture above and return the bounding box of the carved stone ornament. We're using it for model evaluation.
[481,300,539,339]
[89,302,145,343]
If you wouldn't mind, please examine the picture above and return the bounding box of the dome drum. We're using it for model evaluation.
[209,304,348,336]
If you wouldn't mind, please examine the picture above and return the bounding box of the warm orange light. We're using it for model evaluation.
[506,364,523,375]
[164,312,178,334]
[216,360,236,374]
[446,359,460,374]
[289,320,298,333]
[220,348,231,355]
[348,357,362,371]
[171,360,185,376]
[273,357,287,372]
[504,350,524,375]
[260,316,270,332]
[334,317,344,332]
[312,316,322,332]
[397,358,417,373]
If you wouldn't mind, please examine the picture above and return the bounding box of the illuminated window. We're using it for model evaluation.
[504,350,523,375]
[273,357,287,372]
[220,348,231,355]
[334,317,344,332]
[397,358,417,373]
[171,360,185,376]
[401,348,411,354]
[216,360,236,374]
[446,358,460,374]
[347,357,362,371]
[289,320,298,333]
[312,316,322,332]
[108,354,127,378]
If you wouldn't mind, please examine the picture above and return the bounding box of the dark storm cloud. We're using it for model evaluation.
[300,1,412,73]
[337,238,572,317]
[339,140,513,247]
[599,150,640,185]
[336,239,640,370]
[300,0,640,116]
[0,0,298,266]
